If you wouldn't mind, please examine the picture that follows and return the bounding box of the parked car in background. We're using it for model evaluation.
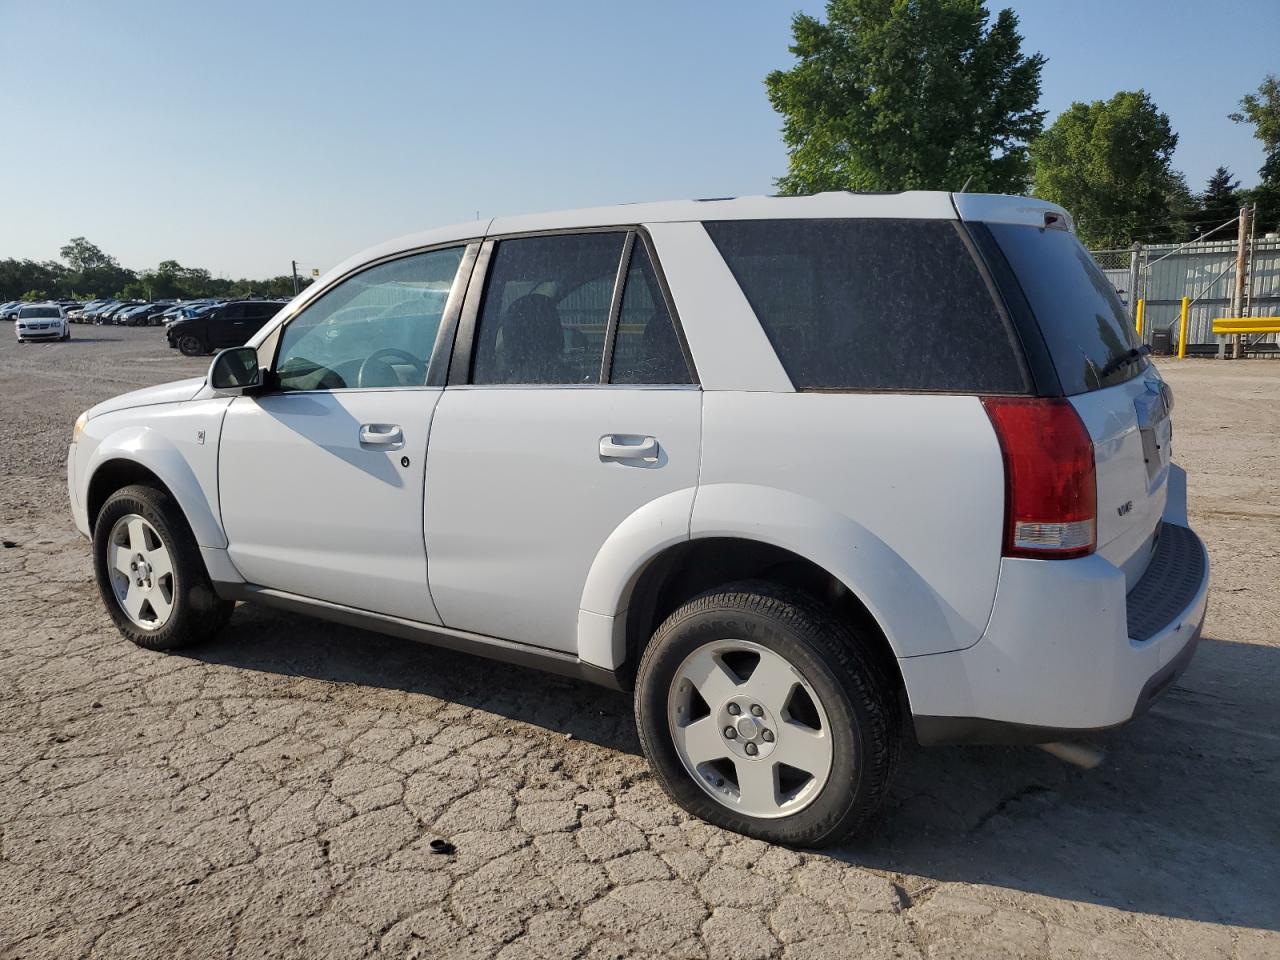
[15,303,69,342]
[165,299,285,355]
[68,300,108,323]
[119,303,171,326]
[68,192,1208,846]
[79,301,118,323]
[98,301,144,324]
[0,301,26,321]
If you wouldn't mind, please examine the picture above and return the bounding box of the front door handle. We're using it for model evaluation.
[600,434,659,461]
[359,423,404,447]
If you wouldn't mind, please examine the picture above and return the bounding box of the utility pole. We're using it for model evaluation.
[291,260,301,297]
[1230,205,1250,359]
[1127,243,1143,326]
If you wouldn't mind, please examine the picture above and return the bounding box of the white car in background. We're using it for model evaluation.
[67,192,1209,846]
[15,303,70,342]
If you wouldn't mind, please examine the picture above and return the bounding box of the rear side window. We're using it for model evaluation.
[984,223,1144,395]
[609,241,692,385]
[705,219,1027,393]
[472,233,626,385]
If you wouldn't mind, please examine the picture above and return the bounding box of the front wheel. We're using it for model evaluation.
[92,484,233,650]
[635,582,899,847]
[177,334,207,357]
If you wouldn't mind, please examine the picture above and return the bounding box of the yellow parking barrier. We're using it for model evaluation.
[1178,297,1189,359]
[1135,299,1145,337]
[1211,317,1280,334]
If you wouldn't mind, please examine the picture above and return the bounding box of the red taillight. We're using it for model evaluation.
[981,397,1097,559]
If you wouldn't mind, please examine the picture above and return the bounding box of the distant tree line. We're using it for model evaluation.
[767,0,1280,249]
[0,237,312,302]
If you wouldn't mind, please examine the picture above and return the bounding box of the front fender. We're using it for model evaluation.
[82,408,228,549]
[690,483,976,659]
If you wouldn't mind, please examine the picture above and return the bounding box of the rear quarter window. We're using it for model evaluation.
[704,219,1027,393]
[982,223,1145,395]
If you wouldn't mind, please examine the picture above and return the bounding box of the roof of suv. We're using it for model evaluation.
[283,191,1071,328]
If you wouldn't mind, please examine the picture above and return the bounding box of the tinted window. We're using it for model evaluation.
[609,241,692,385]
[19,306,60,318]
[472,233,625,385]
[986,223,1144,395]
[705,219,1027,393]
[275,246,464,391]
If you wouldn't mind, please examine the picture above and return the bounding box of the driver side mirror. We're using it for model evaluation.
[208,346,263,395]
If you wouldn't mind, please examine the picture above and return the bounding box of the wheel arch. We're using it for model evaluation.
[577,483,973,685]
[84,428,225,548]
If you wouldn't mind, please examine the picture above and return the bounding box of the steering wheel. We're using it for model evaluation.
[357,348,427,388]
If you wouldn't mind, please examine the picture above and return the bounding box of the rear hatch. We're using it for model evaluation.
[967,209,1170,588]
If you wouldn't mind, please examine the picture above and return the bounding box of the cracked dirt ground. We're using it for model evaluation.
[2,328,1278,959]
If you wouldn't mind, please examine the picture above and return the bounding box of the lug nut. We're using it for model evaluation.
[727,703,741,716]
[745,742,758,756]
[724,726,736,739]
[130,561,137,570]
[750,704,763,717]
[762,730,775,743]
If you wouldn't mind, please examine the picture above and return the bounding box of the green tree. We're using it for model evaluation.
[1030,90,1187,248]
[58,237,116,273]
[765,0,1045,195]
[1191,166,1243,237]
[1231,74,1280,232]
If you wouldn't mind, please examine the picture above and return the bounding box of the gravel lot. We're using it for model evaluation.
[1,327,1277,959]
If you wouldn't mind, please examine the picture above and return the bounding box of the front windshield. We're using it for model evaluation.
[19,307,60,318]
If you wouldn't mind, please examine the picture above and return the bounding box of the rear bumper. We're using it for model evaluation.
[903,520,1210,745]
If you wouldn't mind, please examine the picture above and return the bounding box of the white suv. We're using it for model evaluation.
[16,303,70,342]
[67,193,1209,845]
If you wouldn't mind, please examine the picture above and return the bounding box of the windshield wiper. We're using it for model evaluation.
[1097,344,1150,380]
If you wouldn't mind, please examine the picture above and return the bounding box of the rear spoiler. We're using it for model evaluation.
[951,194,1075,234]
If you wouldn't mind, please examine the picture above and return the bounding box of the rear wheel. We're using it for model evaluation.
[177,334,207,357]
[93,484,233,650]
[635,582,899,846]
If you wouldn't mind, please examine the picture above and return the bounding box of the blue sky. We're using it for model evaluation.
[2,0,1276,278]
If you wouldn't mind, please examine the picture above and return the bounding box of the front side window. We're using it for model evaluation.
[705,219,1027,394]
[471,233,626,385]
[609,241,693,385]
[275,246,465,391]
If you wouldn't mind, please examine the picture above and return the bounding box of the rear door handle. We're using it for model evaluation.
[359,423,404,447]
[599,434,658,461]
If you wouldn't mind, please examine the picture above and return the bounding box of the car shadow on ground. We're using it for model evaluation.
[188,608,1279,932]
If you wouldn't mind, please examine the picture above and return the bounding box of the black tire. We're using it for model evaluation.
[635,581,899,847]
[177,334,207,357]
[92,483,233,651]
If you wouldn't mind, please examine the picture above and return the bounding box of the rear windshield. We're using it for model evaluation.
[19,307,59,318]
[704,219,1027,393]
[985,223,1145,394]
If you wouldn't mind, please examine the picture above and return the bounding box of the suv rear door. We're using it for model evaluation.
[423,230,700,653]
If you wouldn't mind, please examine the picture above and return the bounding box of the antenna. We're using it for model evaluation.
[958,175,974,193]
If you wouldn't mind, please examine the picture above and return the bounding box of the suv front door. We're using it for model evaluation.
[218,244,474,623]
[424,231,701,653]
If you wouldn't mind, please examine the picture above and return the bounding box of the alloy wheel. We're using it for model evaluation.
[667,638,834,818]
[106,514,176,631]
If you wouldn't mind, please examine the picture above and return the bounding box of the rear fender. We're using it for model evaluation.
[690,484,967,660]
